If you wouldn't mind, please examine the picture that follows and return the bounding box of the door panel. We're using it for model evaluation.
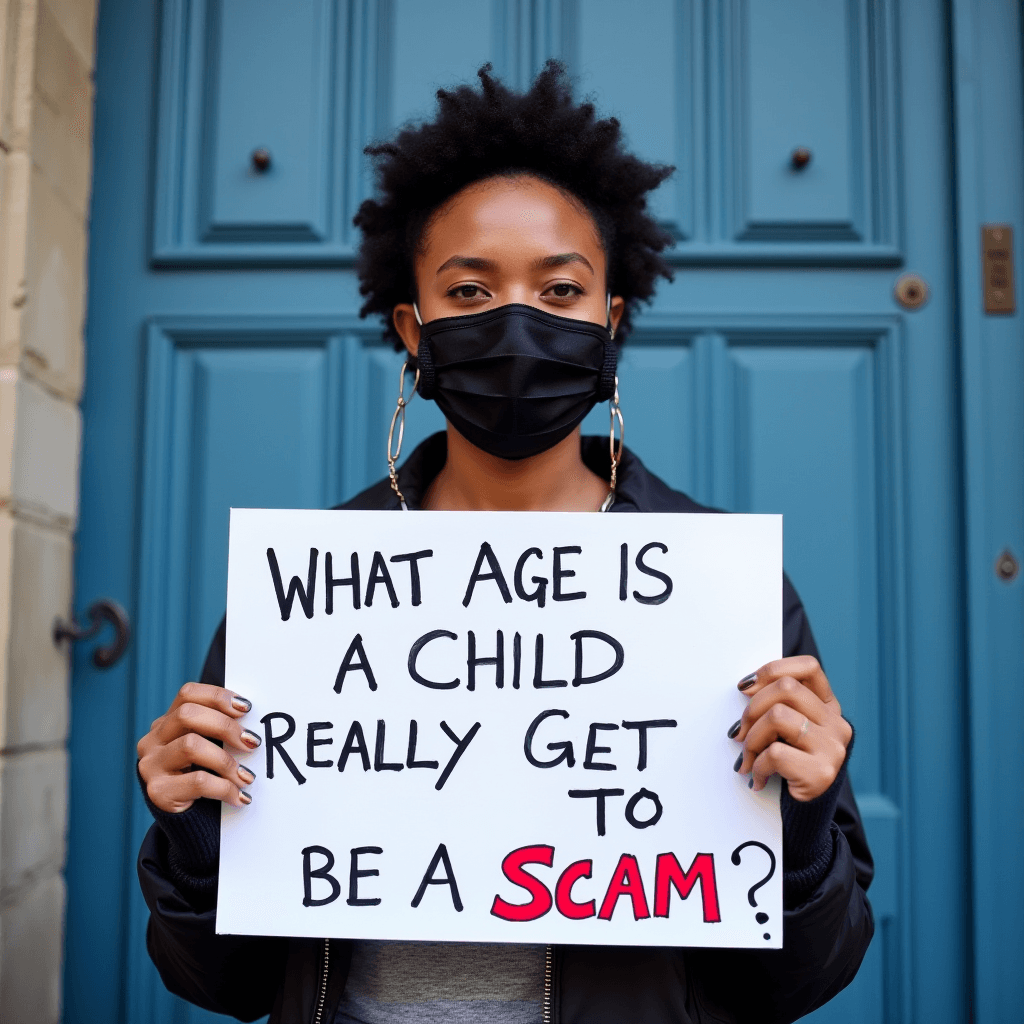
[588,321,904,1023]
[69,2,964,1022]
[205,0,335,241]
[152,0,901,265]
[128,327,349,1021]
[744,0,855,234]
[575,0,695,240]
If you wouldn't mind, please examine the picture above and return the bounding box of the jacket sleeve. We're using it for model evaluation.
[690,576,875,1023]
[139,618,288,1020]
[139,824,288,1021]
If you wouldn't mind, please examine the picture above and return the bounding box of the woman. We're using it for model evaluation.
[137,63,872,1023]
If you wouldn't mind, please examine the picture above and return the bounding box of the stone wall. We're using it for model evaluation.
[0,1,96,1020]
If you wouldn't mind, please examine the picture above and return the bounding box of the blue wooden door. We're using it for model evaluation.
[66,2,966,1022]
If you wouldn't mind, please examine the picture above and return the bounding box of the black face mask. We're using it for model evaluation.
[414,303,618,460]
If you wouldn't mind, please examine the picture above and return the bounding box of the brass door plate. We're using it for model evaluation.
[982,225,1015,314]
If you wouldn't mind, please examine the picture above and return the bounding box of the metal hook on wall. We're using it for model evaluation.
[53,598,132,669]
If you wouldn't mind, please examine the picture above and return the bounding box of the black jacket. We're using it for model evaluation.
[138,433,874,1024]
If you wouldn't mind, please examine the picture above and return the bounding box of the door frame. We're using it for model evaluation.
[950,1,1024,1020]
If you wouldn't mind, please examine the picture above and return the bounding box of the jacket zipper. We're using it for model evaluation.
[312,938,331,1024]
[543,944,553,1023]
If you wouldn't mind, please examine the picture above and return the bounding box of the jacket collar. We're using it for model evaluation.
[392,431,645,512]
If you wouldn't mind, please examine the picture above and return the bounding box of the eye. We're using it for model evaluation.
[447,284,490,300]
[544,282,584,299]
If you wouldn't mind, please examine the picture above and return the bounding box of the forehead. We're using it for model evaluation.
[419,175,603,257]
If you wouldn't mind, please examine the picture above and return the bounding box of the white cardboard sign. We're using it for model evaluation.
[217,509,783,948]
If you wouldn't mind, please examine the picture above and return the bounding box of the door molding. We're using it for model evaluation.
[950,2,1024,1020]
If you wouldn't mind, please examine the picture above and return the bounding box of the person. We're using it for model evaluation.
[136,63,872,1024]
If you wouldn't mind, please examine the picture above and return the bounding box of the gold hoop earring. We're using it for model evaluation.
[387,361,419,509]
[608,375,624,493]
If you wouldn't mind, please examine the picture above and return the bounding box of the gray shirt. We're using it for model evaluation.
[333,940,545,1023]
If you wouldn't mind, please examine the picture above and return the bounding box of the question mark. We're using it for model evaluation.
[731,841,776,941]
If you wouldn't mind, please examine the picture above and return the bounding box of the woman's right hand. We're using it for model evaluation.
[137,683,261,813]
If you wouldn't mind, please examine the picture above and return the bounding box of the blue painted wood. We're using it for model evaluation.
[572,0,695,241]
[718,0,901,252]
[950,2,1024,1021]
[152,0,902,267]
[588,317,913,1024]
[153,0,352,263]
[68,2,975,1022]
[743,0,856,237]
[203,0,335,242]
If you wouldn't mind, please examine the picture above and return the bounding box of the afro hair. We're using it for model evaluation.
[354,60,675,348]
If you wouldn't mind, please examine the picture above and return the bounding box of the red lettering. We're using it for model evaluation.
[554,859,595,919]
[490,845,554,922]
[653,852,720,922]
[597,853,650,921]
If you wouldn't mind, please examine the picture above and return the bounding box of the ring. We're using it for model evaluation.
[800,717,809,737]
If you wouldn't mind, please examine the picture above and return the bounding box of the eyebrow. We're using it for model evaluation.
[535,252,595,274]
[435,252,595,275]
[435,255,497,275]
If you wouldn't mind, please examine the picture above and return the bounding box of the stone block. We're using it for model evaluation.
[41,0,96,68]
[0,369,17,493]
[0,0,11,145]
[33,2,90,147]
[0,511,12,724]
[31,85,91,216]
[0,149,30,365]
[2,372,80,522]
[2,515,71,747]
[0,748,67,897]
[0,872,65,1024]
[0,0,35,152]
[21,165,85,397]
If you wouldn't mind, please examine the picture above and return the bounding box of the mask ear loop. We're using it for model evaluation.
[387,360,419,510]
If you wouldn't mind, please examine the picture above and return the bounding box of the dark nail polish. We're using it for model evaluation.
[237,764,256,784]
[231,695,252,713]
[241,729,262,749]
[727,719,742,739]
[748,777,755,789]
[733,753,744,773]
[239,790,252,805]
[738,672,758,691]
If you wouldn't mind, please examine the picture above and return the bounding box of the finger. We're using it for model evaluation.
[733,676,829,741]
[167,682,253,719]
[145,732,258,789]
[155,701,262,752]
[737,656,836,707]
[749,742,838,800]
[146,769,253,814]
[734,703,818,774]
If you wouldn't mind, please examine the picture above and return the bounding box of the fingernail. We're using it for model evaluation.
[239,790,252,805]
[738,673,757,691]
[231,695,252,713]
[241,729,262,749]
[733,753,744,773]
[727,719,742,739]
[238,764,256,784]
[748,777,755,789]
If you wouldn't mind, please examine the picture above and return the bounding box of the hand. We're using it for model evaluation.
[728,656,851,801]
[137,683,261,813]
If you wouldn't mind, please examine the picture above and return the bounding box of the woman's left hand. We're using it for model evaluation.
[729,656,852,801]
